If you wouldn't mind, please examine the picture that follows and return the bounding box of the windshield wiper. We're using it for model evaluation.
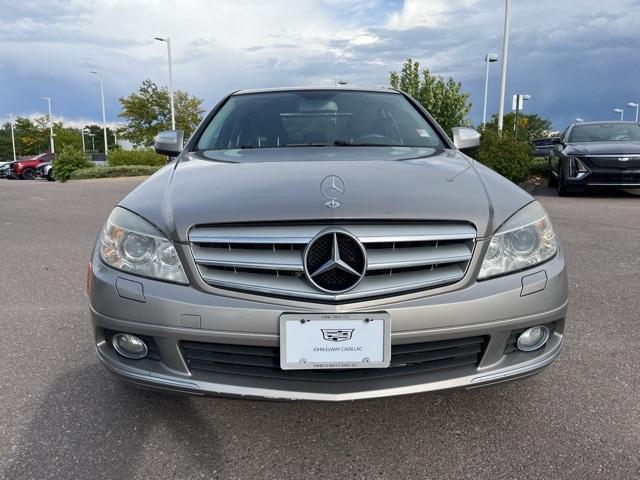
[334,140,399,147]
[285,143,333,147]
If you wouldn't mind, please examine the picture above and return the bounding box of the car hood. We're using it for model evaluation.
[119,147,533,241]
[566,141,640,155]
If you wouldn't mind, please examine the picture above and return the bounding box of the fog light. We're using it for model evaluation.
[517,326,550,352]
[112,333,148,359]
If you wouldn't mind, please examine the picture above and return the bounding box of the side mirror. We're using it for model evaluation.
[551,137,563,145]
[154,130,184,157]
[451,127,481,150]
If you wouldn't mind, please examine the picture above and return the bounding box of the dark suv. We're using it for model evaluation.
[549,121,640,195]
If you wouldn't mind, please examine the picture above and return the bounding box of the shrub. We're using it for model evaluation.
[69,165,162,180]
[54,147,93,182]
[107,149,166,167]
[472,127,533,183]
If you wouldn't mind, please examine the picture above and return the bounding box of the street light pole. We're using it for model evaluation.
[155,37,176,130]
[613,108,624,121]
[482,53,498,125]
[90,70,108,157]
[627,102,639,123]
[81,129,87,152]
[89,133,96,152]
[497,0,511,131]
[513,94,530,141]
[7,113,17,161]
[41,97,55,153]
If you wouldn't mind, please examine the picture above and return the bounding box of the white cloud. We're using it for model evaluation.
[387,0,479,30]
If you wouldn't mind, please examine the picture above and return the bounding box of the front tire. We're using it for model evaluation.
[46,170,55,181]
[21,168,36,180]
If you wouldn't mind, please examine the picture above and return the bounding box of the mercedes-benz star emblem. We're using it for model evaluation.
[320,175,345,209]
[303,230,366,293]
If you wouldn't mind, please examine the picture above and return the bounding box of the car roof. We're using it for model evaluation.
[232,86,401,96]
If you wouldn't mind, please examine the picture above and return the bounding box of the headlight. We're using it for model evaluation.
[99,207,188,284]
[478,201,557,280]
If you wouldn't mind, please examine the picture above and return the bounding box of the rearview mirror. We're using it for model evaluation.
[551,137,563,144]
[154,130,184,157]
[451,127,481,150]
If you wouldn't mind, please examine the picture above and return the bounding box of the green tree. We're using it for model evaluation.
[15,116,49,155]
[485,112,552,141]
[118,79,205,147]
[472,126,532,183]
[82,124,118,153]
[390,59,472,136]
[54,146,92,182]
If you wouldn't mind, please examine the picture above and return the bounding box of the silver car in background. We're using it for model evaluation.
[88,87,568,401]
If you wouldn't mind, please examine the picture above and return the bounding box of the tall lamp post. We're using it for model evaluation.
[482,53,499,125]
[613,108,624,121]
[89,70,108,157]
[497,0,512,131]
[154,37,176,130]
[627,102,639,123]
[7,113,17,161]
[41,97,55,153]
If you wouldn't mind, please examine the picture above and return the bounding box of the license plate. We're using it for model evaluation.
[279,313,391,370]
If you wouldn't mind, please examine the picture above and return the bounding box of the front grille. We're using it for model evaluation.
[182,336,487,382]
[188,223,476,301]
[585,155,640,169]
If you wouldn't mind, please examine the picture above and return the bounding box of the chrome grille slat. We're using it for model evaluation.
[197,264,466,302]
[189,223,476,301]
[366,244,472,271]
[191,245,303,272]
[189,224,476,244]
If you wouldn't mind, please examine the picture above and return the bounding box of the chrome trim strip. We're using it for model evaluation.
[584,154,640,158]
[198,265,465,301]
[586,183,640,186]
[367,244,472,270]
[189,224,477,245]
[192,246,303,272]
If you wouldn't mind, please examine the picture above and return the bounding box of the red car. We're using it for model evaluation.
[8,153,55,180]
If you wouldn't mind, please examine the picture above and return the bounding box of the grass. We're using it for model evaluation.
[69,165,162,180]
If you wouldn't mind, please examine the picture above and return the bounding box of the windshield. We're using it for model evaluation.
[568,123,640,143]
[196,90,444,151]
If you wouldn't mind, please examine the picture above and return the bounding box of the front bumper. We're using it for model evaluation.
[89,247,568,401]
[565,168,640,188]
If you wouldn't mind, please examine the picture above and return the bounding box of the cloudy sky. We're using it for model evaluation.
[1,0,639,131]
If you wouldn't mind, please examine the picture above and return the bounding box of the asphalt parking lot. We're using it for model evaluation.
[1,177,639,480]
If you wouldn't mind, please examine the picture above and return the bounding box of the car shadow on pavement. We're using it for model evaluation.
[2,364,221,480]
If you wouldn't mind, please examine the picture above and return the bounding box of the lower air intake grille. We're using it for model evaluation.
[182,336,487,382]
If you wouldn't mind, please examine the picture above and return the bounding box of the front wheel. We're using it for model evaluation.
[21,168,36,180]
[46,170,55,181]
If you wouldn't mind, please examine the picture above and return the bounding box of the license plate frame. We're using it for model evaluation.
[279,312,391,370]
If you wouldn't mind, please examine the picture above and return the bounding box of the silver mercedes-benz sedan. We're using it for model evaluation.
[88,87,568,401]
